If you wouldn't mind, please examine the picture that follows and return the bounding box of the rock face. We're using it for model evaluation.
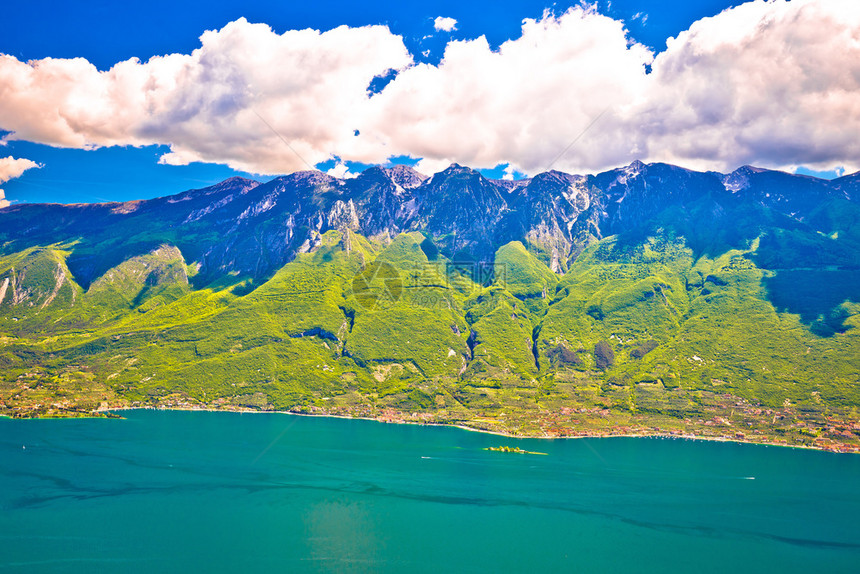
[1,161,857,288]
[0,248,78,311]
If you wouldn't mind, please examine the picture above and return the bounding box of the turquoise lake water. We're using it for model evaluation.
[1,410,859,573]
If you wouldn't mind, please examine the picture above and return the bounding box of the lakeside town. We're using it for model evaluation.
[4,379,859,453]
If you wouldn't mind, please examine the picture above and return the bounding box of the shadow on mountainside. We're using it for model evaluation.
[605,197,860,337]
[762,270,860,337]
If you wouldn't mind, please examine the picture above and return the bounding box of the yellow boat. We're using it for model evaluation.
[485,445,547,455]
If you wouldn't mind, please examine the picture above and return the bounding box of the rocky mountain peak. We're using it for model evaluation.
[833,171,860,201]
[3,160,857,286]
[627,159,647,173]
[528,170,580,188]
[278,170,341,189]
[383,164,428,189]
[433,163,481,180]
[213,176,261,189]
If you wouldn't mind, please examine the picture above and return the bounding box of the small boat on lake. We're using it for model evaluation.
[485,445,547,455]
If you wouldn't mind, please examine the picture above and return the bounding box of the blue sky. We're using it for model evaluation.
[0,0,855,204]
[2,0,741,66]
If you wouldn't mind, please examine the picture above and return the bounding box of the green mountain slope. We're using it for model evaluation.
[1,162,859,451]
[2,227,858,450]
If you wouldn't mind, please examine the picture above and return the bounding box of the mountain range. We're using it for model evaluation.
[2,161,859,448]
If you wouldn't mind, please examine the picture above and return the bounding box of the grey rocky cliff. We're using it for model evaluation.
[2,161,856,287]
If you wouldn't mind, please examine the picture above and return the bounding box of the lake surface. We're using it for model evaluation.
[1,410,859,573]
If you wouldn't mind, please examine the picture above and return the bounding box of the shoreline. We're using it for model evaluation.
[84,405,856,454]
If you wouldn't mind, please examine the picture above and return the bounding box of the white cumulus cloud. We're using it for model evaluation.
[326,162,357,179]
[433,17,458,32]
[0,156,41,207]
[0,19,412,174]
[634,0,860,173]
[367,6,653,174]
[0,156,40,183]
[0,0,858,179]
